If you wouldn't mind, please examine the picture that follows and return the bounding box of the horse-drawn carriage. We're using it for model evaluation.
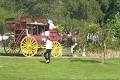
[2,16,62,57]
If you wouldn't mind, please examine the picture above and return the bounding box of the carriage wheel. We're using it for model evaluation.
[20,36,38,57]
[2,34,21,55]
[51,41,62,57]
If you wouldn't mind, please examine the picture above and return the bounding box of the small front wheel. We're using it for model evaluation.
[51,41,62,57]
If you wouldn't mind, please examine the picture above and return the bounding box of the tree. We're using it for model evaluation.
[62,0,104,22]
[104,0,120,21]
[112,12,120,41]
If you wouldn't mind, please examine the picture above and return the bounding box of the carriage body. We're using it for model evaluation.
[3,16,62,57]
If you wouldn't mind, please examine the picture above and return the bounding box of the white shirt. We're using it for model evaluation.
[45,39,53,49]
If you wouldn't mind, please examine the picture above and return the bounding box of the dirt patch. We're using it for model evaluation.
[86,50,120,58]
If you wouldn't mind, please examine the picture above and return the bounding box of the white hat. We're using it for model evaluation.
[48,19,53,24]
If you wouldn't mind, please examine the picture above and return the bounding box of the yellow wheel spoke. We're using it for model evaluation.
[51,41,62,57]
[20,36,38,57]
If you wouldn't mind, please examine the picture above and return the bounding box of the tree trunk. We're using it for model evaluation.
[102,41,106,64]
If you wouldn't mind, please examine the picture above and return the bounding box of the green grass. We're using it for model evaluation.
[0,57,120,80]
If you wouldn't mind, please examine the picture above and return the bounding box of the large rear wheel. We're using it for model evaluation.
[20,36,38,57]
[2,34,20,55]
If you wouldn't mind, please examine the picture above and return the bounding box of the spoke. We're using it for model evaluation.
[52,42,62,57]
[21,46,27,48]
[20,36,38,57]
[22,40,28,45]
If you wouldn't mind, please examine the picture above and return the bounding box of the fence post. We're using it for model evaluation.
[102,41,106,63]
[82,46,86,57]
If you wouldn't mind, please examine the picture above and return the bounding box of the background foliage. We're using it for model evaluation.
[0,0,120,49]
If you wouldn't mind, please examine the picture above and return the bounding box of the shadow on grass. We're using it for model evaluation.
[39,60,46,63]
[70,58,101,63]
[0,53,24,57]
[70,58,120,64]
[0,53,42,57]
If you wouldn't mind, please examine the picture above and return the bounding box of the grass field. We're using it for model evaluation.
[0,57,120,80]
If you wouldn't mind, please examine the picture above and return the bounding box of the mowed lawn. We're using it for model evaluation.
[0,57,120,80]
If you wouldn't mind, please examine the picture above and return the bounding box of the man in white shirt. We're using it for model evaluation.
[44,37,53,63]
